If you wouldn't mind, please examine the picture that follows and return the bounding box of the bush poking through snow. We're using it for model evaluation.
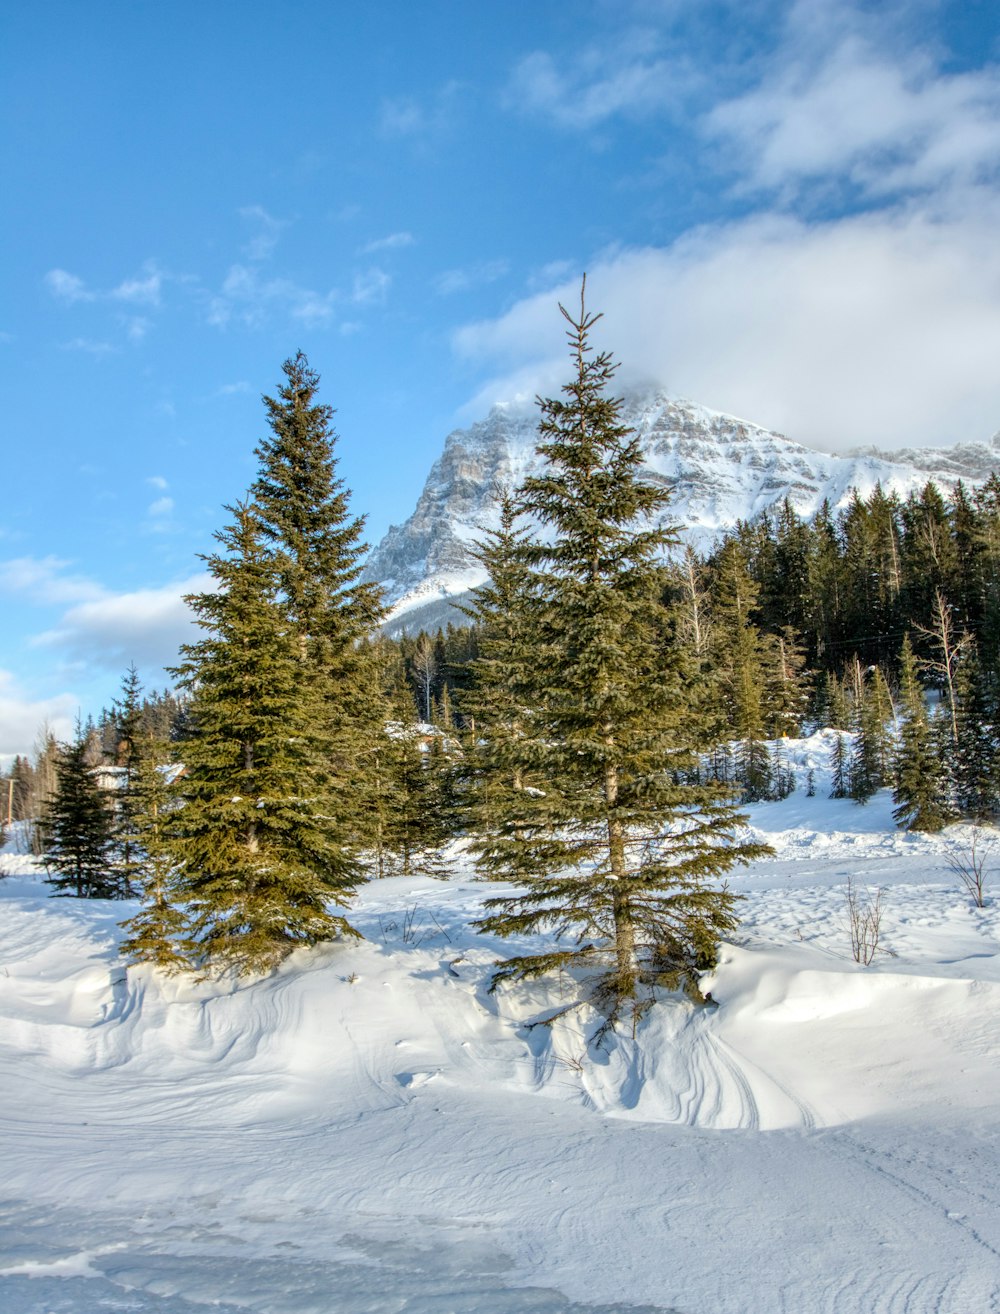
[845,876,886,966]
[946,826,995,909]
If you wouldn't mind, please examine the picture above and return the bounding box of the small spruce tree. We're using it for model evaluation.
[44,721,117,898]
[118,740,192,971]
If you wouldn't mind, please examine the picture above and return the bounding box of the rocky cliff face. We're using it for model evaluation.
[362,388,1000,634]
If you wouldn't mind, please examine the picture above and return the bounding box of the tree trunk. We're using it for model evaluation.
[605,758,635,993]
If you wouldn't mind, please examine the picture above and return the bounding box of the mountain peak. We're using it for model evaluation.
[363,388,1000,635]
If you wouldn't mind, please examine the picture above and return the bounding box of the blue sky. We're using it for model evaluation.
[3,0,1000,760]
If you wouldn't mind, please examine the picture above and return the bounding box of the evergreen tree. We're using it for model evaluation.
[371,677,453,879]
[471,285,769,1016]
[27,727,60,856]
[708,539,772,801]
[952,649,1000,822]
[847,658,889,804]
[830,730,850,800]
[760,628,807,740]
[806,500,846,669]
[893,635,951,832]
[250,350,385,854]
[666,547,727,774]
[462,488,540,833]
[8,755,34,823]
[171,502,362,975]
[110,664,146,898]
[901,483,960,646]
[44,721,116,898]
[827,673,852,730]
[118,741,192,971]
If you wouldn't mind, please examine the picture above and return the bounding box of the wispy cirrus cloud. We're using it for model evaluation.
[351,267,391,306]
[60,337,117,356]
[434,259,509,296]
[360,231,415,255]
[504,29,696,129]
[111,266,162,305]
[378,81,464,141]
[239,204,290,260]
[45,261,164,308]
[45,269,95,303]
[707,21,1000,203]
[206,264,339,328]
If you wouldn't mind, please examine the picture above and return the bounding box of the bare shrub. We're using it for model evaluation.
[845,877,886,966]
[946,826,995,909]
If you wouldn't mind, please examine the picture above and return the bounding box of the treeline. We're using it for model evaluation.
[2,687,187,844]
[690,481,1000,821]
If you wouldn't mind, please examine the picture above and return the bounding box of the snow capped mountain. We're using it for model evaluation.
[363,388,1000,634]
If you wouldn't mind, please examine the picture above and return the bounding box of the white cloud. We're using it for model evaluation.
[146,475,169,490]
[351,267,391,306]
[708,29,1000,201]
[379,96,426,137]
[47,263,165,312]
[123,316,151,341]
[44,269,94,302]
[378,81,464,140]
[434,259,509,296]
[291,290,338,324]
[32,573,210,675]
[239,205,290,260]
[147,496,174,518]
[453,207,1000,452]
[208,264,339,328]
[504,32,694,129]
[111,265,162,306]
[360,231,415,254]
[61,337,117,356]
[0,556,105,606]
[0,670,76,764]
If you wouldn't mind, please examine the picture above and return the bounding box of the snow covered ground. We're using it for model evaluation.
[1,731,999,1313]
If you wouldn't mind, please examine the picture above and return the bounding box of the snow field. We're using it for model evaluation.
[1,735,999,1312]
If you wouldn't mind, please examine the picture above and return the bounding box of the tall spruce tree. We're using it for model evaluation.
[708,539,773,801]
[170,502,362,975]
[893,635,951,831]
[44,720,117,898]
[250,351,385,855]
[952,649,1000,822]
[471,285,769,1017]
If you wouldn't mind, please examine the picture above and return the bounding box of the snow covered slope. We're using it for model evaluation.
[2,745,1000,1313]
[363,389,1000,634]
